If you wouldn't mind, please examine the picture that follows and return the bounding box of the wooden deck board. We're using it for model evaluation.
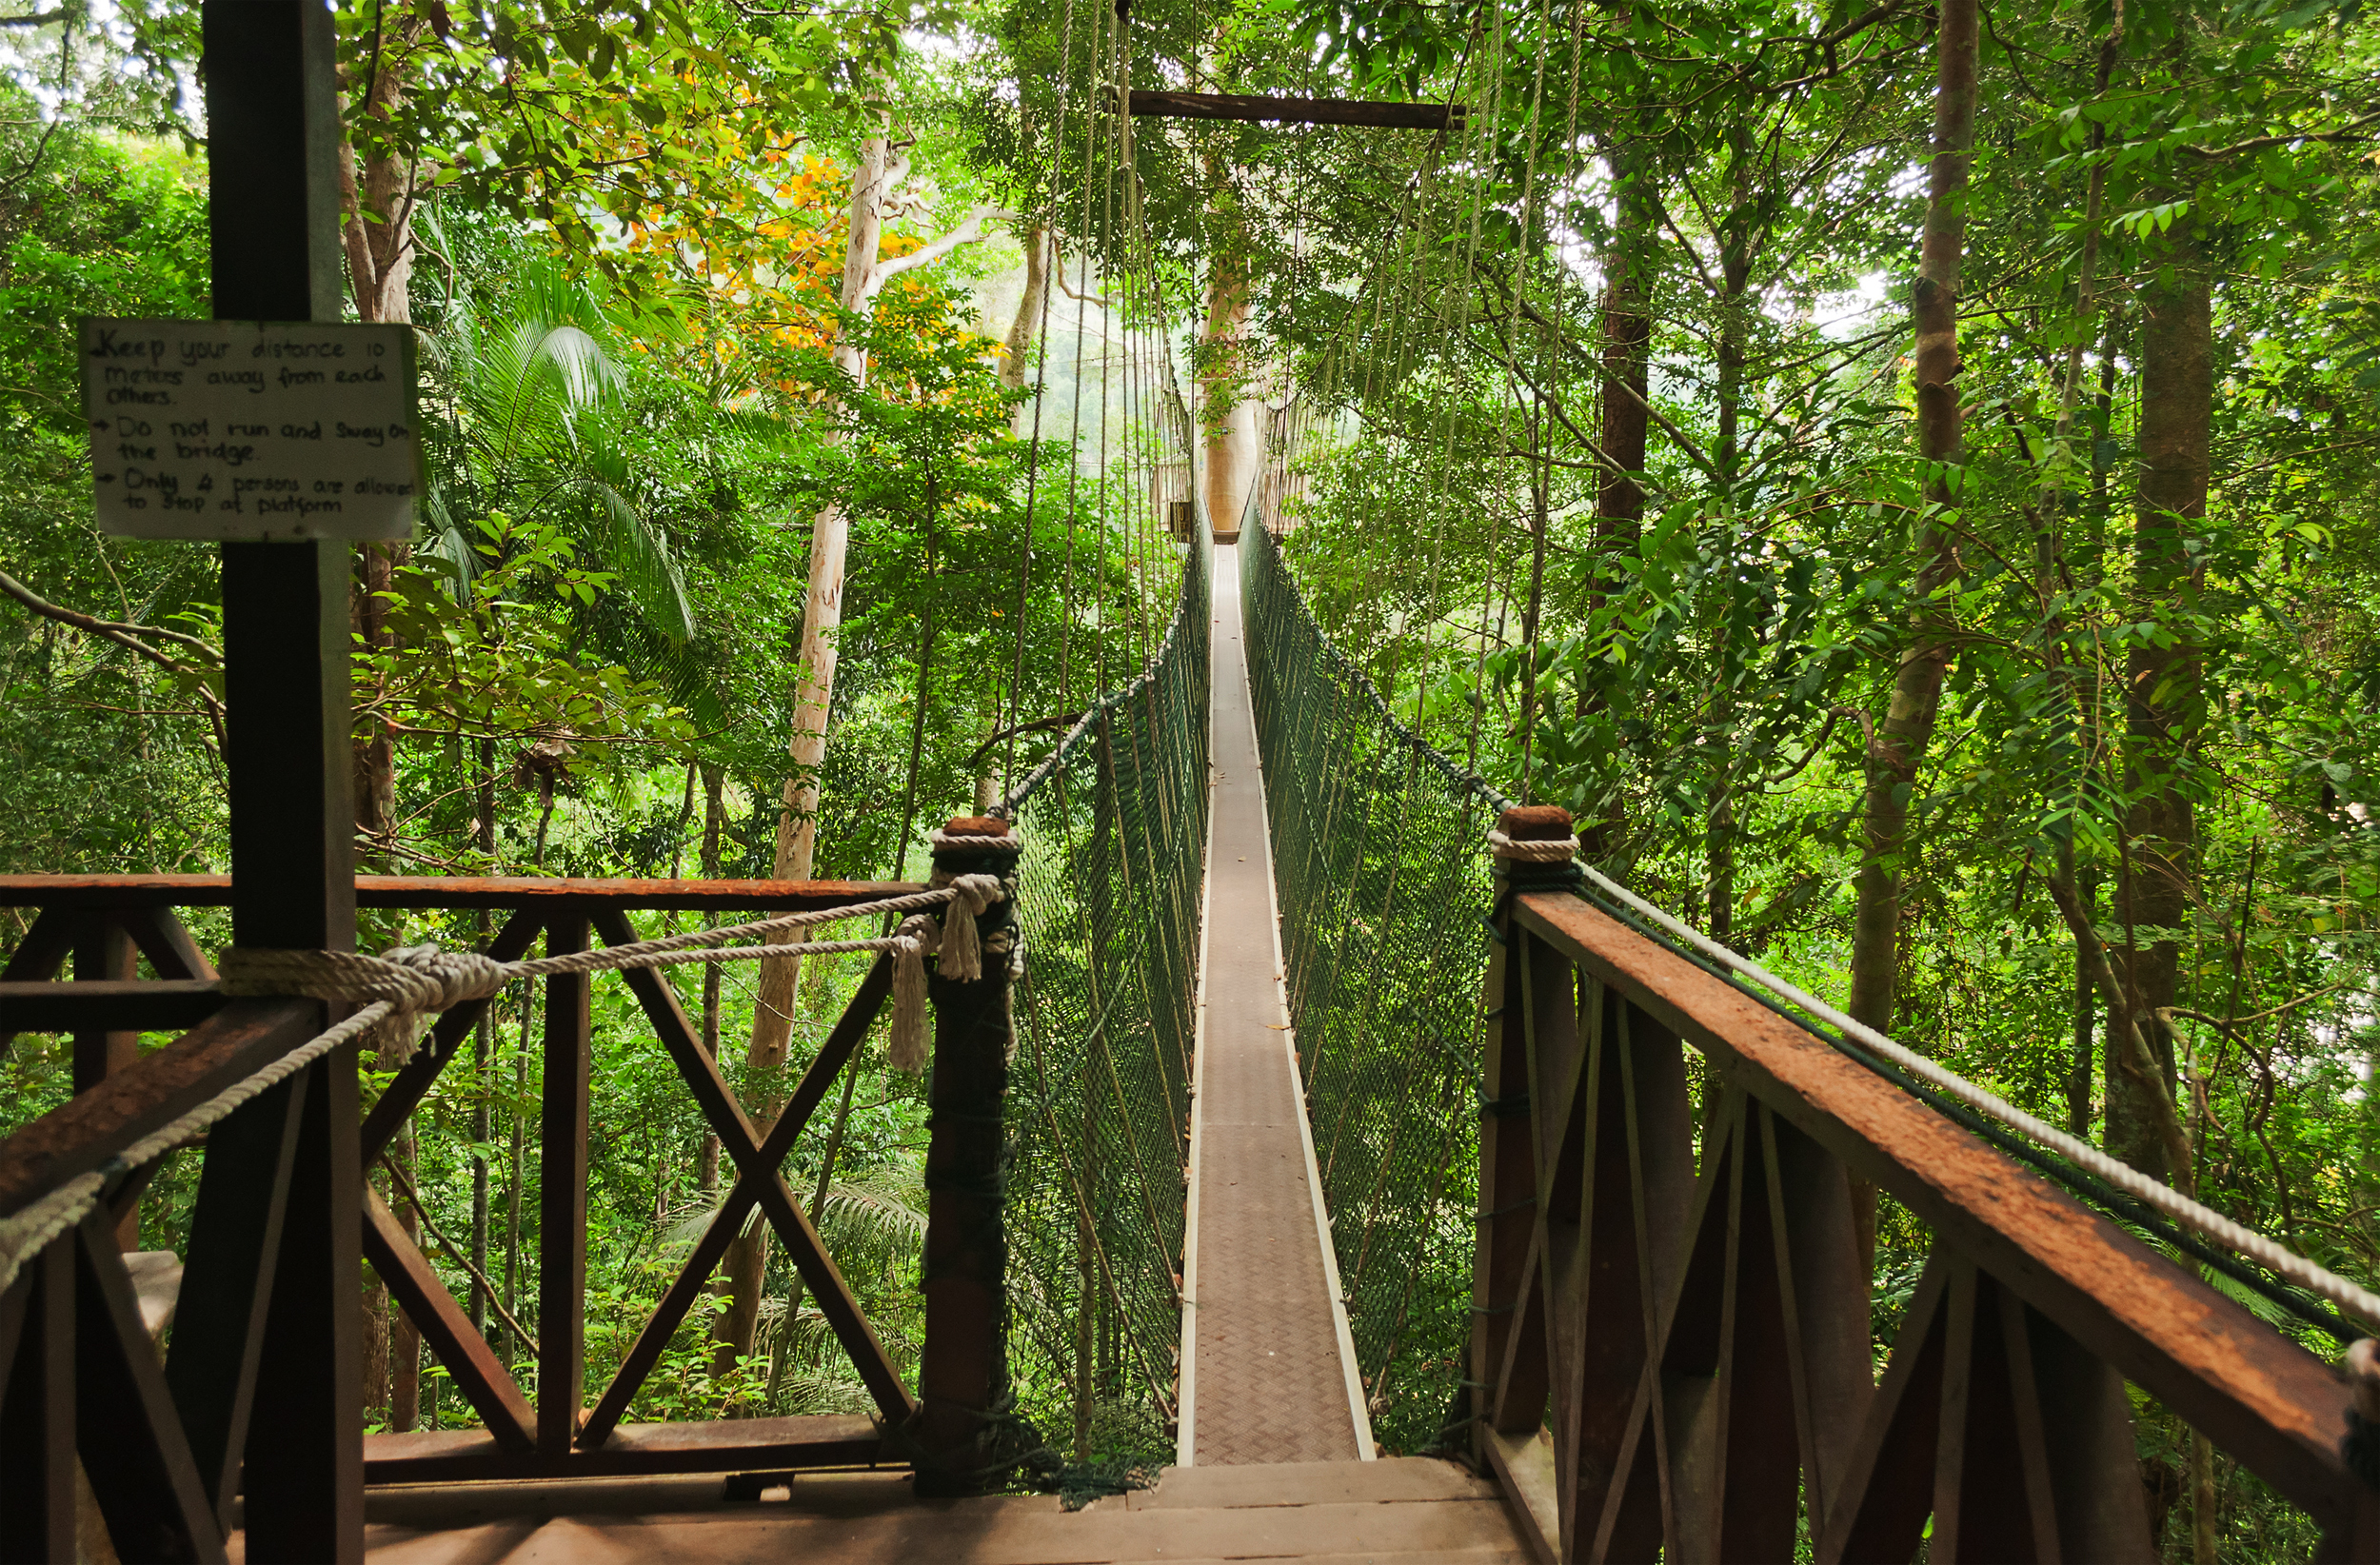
[1122,1457,1498,1509]
[254,1456,1531,1563]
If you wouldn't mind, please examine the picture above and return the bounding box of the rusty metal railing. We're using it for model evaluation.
[1467,804,2378,1562]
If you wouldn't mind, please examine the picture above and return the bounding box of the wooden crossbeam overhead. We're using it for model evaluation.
[1124,89,1462,131]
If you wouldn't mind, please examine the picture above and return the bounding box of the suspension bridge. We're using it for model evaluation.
[8,6,2380,1563]
[9,505,2380,1562]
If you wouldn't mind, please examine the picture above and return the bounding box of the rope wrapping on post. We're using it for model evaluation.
[1484,829,1577,863]
[0,876,1008,1298]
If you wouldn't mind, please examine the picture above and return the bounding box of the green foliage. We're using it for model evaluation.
[0,6,1180,1444]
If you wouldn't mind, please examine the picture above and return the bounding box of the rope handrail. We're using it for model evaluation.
[0,872,1011,1300]
[1259,516,2379,1343]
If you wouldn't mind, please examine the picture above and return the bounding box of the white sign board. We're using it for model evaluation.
[81,318,422,541]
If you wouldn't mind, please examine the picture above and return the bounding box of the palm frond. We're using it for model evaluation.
[578,461,695,643]
[816,1171,929,1256]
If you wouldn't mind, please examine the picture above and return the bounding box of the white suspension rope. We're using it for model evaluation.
[1485,828,2380,1334]
[0,875,1010,1298]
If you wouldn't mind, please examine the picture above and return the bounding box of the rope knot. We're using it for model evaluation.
[1485,828,1577,864]
[925,870,1006,982]
[219,943,509,1060]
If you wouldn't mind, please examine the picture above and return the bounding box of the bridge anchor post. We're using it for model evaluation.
[909,816,1027,1496]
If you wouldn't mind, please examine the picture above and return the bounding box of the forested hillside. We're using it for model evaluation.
[1,0,2375,1555]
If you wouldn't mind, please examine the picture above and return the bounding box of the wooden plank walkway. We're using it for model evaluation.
[1180,544,1370,1466]
[322,1456,1534,1562]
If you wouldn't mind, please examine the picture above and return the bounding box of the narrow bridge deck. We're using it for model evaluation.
[1178,544,1370,1466]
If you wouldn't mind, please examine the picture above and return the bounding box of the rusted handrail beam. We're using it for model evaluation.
[0,874,924,912]
[1509,885,2365,1535]
[0,998,319,1217]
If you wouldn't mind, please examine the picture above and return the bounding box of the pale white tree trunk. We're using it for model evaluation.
[1200,265,1259,536]
[718,126,1006,1371]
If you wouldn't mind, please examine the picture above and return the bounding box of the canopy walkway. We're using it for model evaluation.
[6,10,2380,1562]
[9,505,2380,1563]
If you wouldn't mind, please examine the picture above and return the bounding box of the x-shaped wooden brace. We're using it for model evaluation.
[347,903,915,1455]
[0,1211,231,1564]
[578,908,912,1444]
[353,910,545,1451]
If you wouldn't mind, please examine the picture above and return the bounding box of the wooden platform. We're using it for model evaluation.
[294,1456,1534,1563]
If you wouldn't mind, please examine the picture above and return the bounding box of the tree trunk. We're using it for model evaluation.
[505,981,529,1361]
[362,1275,388,1429]
[337,13,422,327]
[2046,11,2122,1146]
[2112,230,2211,1182]
[1002,224,1051,397]
[726,129,907,1365]
[1843,0,1977,1272]
[722,107,1004,1366]
[471,739,496,1335]
[1706,139,1755,942]
[1846,0,1976,1036]
[1591,138,1653,575]
[2069,865,2098,1135]
[698,763,725,1196]
[1200,256,1260,535]
[351,543,403,847]
[1578,129,1655,861]
[388,1120,422,1431]
[344,15,421,850]
[723,127,896,1372]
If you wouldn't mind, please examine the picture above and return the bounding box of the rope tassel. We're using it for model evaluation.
[889,915,936,1075]
[932,872,1005,983]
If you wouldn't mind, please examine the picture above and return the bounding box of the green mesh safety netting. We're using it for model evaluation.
[1240,520,1503,1456]
[996,527,1211,1469]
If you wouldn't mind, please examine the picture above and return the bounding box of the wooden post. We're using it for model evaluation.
[1469,805,1571,1469]
[0,1247,76,1560]
[538,917,593,1454]
[911,817,1023,1496]
[71,920,140,1249]
[200,3,362,1558]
